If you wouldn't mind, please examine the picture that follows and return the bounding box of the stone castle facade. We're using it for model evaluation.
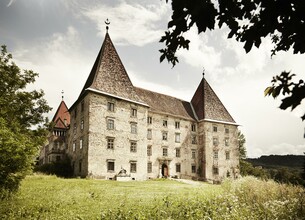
[40,32,239,183]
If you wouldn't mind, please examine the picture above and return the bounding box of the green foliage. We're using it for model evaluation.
[1,175,304,219]
[240,160,270,180]
[0,45,51,198]
[34,157,73,178]
[161,1,305,65]
[161,1,305,121]
[265,71,305,120]
[238,130,246,160]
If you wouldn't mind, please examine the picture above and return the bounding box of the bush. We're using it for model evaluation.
[34,158,73,178]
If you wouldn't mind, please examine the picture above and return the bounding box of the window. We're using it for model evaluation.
[80,138,83,149]
[107,137,114,149]
[81,101,84,112]
[163,120,167,127]
[56,156,61,162]
[225,138,229,146]
[81,119,84,130]
[79,160,82,173]
[191,135,197,144]
[226,151,230,160]
[213,151,218,159]
[147,145,152,156]
[107,161,115,172]
[213,137,218,146]
[130,162,137,173]
[162,148,168,157]
[147,116,152,124]
[147,129,152,140]
[213,166,219,175]
[175,133,180,143]
[72,142,76,152]
[131,123,137,134]
[176,163,181,172]
[131,108,137,117]
[107,102,114,112]
[107,119,114,130]
[176,148,181,157]
[213,126,218,132]
[191,165,196,173]
[74,107,77,118]
[191,123,196,132]
[73,123,76,135]
[175,121,180,129]
[225,128,229,134]
[147,162,152,173]
[130,141,137,153]
[191,149,196,159]
[162,132,168,141]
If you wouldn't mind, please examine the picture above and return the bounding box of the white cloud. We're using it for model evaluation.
[248,143,305,158]
[81,1,170,46]
[6,0,15,7]
[177,29,222,74]
[13,26,93,118]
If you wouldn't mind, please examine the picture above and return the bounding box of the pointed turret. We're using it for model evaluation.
[191,78,235,123]
[52,100,70,128]
[79,33,144,104]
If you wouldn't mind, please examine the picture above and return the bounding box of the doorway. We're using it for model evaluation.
[161,163,168,177]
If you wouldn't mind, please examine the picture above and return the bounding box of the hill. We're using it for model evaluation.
[246,154,304,171]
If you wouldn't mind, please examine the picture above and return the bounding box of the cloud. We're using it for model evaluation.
[248,143,305,158]
[12,26,93,118]
[81,1,170,46]
[6,0,15,7]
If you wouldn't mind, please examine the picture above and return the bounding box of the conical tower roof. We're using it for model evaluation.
[191,78,236,123]
[52,100,70,128]
[79,33,145,104]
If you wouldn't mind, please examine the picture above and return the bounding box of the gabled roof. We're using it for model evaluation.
[79,33,144,104]
[52,101,70,128]
[191,78,236,123]
[134,87,196,120]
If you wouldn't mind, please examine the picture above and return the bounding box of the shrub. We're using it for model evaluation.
[34,157,73,178]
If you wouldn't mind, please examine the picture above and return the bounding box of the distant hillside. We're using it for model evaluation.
[246,155,305,171]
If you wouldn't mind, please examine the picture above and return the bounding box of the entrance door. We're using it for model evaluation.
[161,164,168,177]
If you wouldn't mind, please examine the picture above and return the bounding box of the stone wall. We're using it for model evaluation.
[67,91,239,182]
[200,121,239,182]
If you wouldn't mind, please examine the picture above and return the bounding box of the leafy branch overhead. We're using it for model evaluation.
[265,72,305,120]
[161,0,305,121]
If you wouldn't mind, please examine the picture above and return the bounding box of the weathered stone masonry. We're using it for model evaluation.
[40,31,239,182]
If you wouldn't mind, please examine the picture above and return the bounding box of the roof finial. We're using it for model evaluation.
[61,90,64,101]
[202,67,205,78]
[105,18,110,32]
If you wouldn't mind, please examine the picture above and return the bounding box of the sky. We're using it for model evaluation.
[1,0,304,158]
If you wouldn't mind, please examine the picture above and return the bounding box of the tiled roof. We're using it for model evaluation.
[79,33,144,104]
[191,78,236,123]
[75,32,236,124]
[134,87,196,120]
[52,101,70,128]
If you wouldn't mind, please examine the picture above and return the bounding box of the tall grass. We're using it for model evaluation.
[0,175,304,219]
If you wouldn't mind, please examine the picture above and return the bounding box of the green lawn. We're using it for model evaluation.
[1,174,304,220]
[0,175,218,219]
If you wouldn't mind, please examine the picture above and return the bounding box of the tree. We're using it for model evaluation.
[160,0,305,121]
[238,131,247,160]
[0,45,51,198]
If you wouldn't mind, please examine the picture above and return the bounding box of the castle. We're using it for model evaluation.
[39,30,239,182]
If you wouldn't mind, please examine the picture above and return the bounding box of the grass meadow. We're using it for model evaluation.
[0,174,304,219]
